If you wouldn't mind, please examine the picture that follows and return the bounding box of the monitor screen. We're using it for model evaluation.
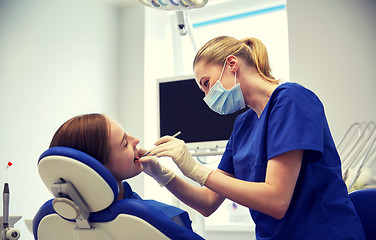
[157,75,249,151]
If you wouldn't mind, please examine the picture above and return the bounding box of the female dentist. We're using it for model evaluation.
[140,36,365,240]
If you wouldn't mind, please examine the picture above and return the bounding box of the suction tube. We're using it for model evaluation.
[3,183,9,229]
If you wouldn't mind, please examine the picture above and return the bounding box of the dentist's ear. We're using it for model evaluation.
[226,55,239,73]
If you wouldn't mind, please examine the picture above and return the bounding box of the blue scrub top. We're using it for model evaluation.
[218,83,365,240]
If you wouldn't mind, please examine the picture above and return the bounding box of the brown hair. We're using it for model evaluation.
[49,113,110,164]
[193,36,279,83]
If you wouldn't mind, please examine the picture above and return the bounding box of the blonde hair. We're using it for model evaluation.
[193,36,279,83]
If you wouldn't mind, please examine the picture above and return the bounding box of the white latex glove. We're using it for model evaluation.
[150,136,212,186]
[141,155,176,187]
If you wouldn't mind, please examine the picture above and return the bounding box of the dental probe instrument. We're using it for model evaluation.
[142,131,181,157]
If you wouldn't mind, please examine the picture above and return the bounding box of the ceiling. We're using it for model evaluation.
[103,0,137,7]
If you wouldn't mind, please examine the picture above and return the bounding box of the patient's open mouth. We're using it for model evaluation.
[134,156,140,163]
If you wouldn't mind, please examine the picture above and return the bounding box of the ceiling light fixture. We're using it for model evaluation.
[138,0,208,11]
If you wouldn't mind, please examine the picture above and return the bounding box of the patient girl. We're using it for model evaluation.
[49,113,192,225]
[49,113,175,202]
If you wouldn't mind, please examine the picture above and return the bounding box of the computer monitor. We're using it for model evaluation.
[157,75,248,153]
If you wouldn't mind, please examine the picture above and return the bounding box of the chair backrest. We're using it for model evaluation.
[33,146,204,240]
[348,188,376,240]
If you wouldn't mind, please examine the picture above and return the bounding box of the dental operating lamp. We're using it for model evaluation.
[138,0,208,11]
[138,0,204,49]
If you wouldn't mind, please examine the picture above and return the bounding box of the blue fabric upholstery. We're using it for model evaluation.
[120,181,193,231]
[33,198,204,240]
[349,188,376,240]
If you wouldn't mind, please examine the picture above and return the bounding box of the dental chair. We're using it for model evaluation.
[33,146,204,240]
[348,188,376,240]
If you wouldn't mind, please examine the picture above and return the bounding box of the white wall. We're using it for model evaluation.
[0,0,119,238]
[287,0,376,142]
[117,3,177,200]
[118,3,146,196]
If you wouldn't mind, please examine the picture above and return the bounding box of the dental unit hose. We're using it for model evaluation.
[3,184,9,229]
[1,183,20,240]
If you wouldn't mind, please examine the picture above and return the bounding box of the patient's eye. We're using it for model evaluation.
[121,133,128,148]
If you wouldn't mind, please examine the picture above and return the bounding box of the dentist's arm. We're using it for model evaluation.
[165,170,227,217]
[204,150,302,219]
[145,136,226,216]
[140,154,225,216]
[150,136,303,220]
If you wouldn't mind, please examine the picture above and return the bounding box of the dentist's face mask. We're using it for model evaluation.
[203,61,246,115]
